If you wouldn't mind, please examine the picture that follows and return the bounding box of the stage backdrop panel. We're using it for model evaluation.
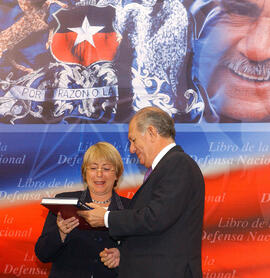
[1,0,270,277]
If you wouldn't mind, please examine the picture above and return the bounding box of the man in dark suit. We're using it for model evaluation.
[78,106,205,278]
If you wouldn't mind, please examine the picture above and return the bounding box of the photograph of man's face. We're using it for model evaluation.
[194,0,270,122]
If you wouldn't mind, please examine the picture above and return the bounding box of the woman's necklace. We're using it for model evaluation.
[92,197,111,204]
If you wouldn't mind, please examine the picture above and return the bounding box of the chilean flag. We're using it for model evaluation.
[51,6,119,67]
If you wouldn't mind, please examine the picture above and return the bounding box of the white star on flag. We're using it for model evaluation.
[68,16,104,47]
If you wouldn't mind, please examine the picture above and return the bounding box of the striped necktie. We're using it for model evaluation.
[143,167,152,182]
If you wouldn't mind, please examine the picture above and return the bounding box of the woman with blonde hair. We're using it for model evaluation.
[35,142,130,278]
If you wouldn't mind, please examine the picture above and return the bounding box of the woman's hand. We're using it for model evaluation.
[100,248,120,268]
[56,212,79,242]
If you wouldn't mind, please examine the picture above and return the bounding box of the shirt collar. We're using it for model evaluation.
[152,142,176,170]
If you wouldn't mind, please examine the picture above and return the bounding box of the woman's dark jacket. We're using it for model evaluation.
[35,189,130,278]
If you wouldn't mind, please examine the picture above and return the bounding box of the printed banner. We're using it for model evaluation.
[1,0,270,277]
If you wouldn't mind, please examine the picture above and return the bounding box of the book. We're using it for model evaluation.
[41,197,92,230]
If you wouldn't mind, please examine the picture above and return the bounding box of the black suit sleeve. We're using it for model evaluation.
[109,152,203,237]
[34,210,68,262]
[34,192,78,262]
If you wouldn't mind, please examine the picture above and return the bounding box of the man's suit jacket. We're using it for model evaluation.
[109,145,205,278]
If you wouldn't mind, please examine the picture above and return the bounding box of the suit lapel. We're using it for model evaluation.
[129,145,183,206]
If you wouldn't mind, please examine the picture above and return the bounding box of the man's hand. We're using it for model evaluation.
[100,248,120,268]
[77,203,106,227]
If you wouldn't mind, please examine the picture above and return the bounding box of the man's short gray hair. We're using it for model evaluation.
[133,107,176,140]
